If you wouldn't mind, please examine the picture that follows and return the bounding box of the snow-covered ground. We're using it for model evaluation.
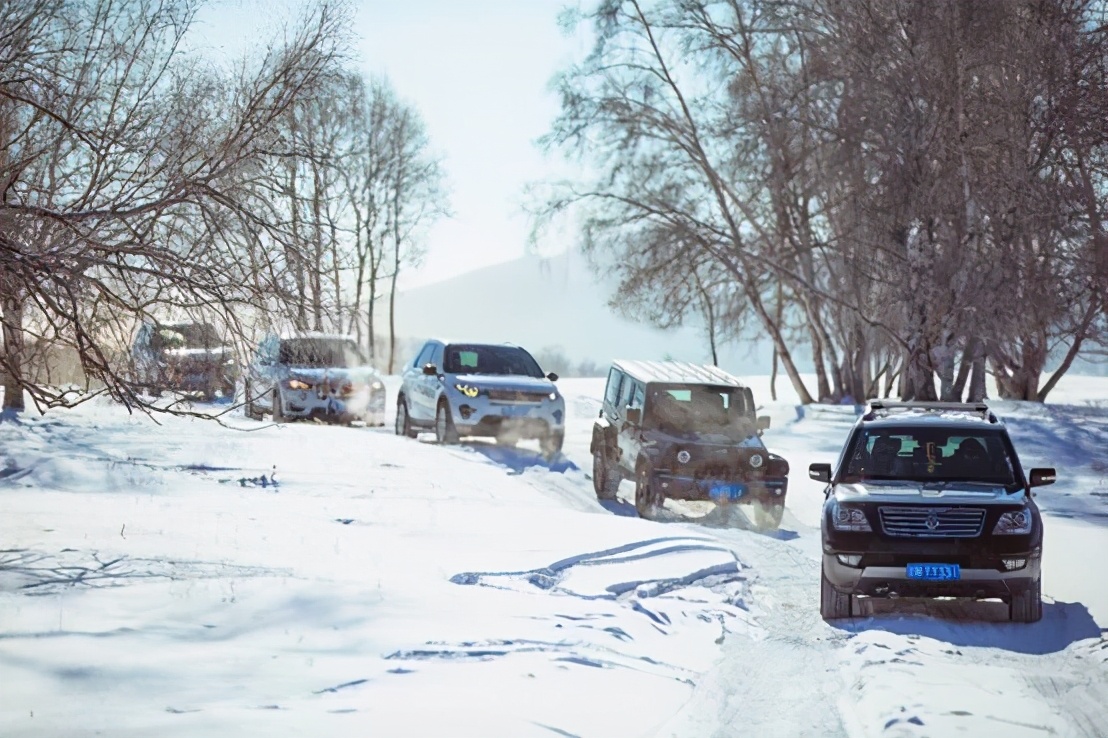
[2,374,1107,737]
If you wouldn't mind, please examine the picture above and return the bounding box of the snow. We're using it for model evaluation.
[2,373,1107,737]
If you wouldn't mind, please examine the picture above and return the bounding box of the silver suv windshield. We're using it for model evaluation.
[643,384,757,441]
[279,338,365,368]
[443,344,543,377]
[842,425,1019,486]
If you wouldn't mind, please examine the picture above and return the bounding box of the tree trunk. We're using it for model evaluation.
[1,291,26,412]
[770,349,778,402]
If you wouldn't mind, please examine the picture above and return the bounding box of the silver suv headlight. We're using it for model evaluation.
[830,502,872,532]
[993,510,1032,535]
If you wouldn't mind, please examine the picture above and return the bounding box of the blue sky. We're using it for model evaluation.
[194,0,587,289]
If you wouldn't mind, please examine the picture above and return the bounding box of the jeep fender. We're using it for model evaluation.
[590,417,614,455]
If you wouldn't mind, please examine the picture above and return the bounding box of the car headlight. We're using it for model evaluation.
[548,391,559,401]
[370,380,384,391]
[993,510,1032,535]
[830,502,872,532]
[286,379,311,390]
[454,383,480,398]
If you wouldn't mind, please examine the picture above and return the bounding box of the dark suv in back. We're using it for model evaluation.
[811,400,1054,623]
[131,320,238,401]
[590,360,788,529]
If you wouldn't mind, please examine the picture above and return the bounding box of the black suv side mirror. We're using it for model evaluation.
[546,372,559,382]
[624,406,642,426]
[756,415,771,433]
[808,463,832,483]
[422,363,438,376]
[1028,468,1056,488]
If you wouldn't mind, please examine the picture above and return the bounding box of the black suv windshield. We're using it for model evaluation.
[154,323,221,350]
[443,344,543,377]
[842,425,1019,486]
[279,338,365,368]
[644,384,756,440]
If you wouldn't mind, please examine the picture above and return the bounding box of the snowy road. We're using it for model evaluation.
[1,376,1106,737]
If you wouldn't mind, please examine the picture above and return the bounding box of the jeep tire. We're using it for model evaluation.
[592,447,620,501]
[820,567,853,620]
[752,500,784,531]
[634,462,663,519]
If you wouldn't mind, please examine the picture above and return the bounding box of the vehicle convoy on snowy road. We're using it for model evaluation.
[394,339,566,456]
[242,332,387,426]
[590,360,789,529]
[812,400,1054,622]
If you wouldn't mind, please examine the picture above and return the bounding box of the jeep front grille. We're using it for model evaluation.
[878,506,986,538]
[487,390,547,404]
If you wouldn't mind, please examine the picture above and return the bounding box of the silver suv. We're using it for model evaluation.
[395,340,565,456]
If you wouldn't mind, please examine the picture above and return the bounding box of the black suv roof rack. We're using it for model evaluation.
[863,399,998,423]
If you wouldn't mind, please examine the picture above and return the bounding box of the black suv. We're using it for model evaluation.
[811,400,1054,623]
[131,320,238,401]
[590,360,789,529]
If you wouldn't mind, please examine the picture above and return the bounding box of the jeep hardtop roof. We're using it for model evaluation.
[612,360,746,388]
[860,400,1002,428]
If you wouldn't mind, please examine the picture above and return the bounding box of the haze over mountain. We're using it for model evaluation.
[384,251,782,377]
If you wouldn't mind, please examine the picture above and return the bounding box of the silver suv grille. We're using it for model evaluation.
[487,389,547,404]
[878,506,986,538]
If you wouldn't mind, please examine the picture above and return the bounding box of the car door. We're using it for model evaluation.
[616,378,644,469]
[407,342,436,422]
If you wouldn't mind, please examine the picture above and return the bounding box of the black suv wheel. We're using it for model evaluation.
[1009,577,1043,623]
[820,567,853,620]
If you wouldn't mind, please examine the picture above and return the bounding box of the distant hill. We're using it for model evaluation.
[381,251,784,377]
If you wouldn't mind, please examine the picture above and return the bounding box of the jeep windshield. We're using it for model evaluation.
[841,426,1019,487]
[643,384,757,441]
[443,344,543,377]
[279,338,366,368]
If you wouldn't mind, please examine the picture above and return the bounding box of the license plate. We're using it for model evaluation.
[500,405,530,417]
[709,483,746,501]
[906,563,961,581]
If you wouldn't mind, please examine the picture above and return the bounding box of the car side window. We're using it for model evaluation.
[605,369,624,406]
[430,343,444,370]
[631,382,645,409]
[414,344,434,368]
[619,375,636,408]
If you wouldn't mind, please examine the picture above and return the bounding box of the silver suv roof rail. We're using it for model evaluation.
[864,399,998,423]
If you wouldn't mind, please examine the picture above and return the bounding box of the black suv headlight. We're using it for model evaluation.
[993,510,1032,535]
[830,502,872,532]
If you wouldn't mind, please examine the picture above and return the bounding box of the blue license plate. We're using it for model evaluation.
[709,483,746,501]
[906,563,961,581]
[501,405,529,417]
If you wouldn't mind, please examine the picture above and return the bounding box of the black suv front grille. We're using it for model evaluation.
[878,506,986,538]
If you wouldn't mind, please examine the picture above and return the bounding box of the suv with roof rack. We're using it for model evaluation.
[590,360,788,529]
[810,400,1055,622]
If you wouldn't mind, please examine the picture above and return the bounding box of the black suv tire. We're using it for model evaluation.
[541,430,564,459]
[752,501,784,531]
[1009,577,1043,623]
[820,567,853,620]
[592,447,620,501]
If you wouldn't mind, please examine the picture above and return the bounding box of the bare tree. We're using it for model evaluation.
[0,0,349,414]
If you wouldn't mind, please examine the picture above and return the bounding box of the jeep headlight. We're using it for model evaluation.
[830,502,872,532]
[370,380,384,391]
[286,379,312,391]
[454,383,480,398]
[548,391,558,401]
[993,510,1032,535]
